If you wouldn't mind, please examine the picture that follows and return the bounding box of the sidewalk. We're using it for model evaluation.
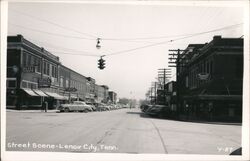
[6,109,60,113]
[178,119,242,126]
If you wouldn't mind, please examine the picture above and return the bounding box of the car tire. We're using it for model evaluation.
[64,108,70,112]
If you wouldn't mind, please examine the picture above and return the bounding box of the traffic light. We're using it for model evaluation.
[98,57,105,70]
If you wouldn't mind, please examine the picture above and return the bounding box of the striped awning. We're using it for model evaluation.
[43,91,67,100]
[32,89,48,97]
[22,88,39,96]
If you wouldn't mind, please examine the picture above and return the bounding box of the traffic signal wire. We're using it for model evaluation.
[10,9,242,42]
[10,9,98,39]
[49,51,100,57]
[9,23,95,40]
[9,21,243,58]
[9,22,157,44]
[104,23,243,57]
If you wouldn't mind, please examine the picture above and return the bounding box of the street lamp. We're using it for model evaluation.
[96,38,101,49]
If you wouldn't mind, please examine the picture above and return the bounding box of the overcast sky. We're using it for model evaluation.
[7,2,244,100]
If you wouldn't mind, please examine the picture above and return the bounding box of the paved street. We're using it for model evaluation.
[6,108,241,154]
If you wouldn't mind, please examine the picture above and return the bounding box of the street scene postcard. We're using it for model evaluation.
[1,0,250,161]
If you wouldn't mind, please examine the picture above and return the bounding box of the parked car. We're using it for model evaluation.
[145,105,168,117]
[140,104,152,112]
[95,103,108,111]
[121,104,129,108]
[116,104,122,109]
[86,102,97,111]
[107,104,116,110]
[59,101,92,112]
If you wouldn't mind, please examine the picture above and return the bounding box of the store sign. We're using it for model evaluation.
[23,66,36,73]
[38,78,51,88]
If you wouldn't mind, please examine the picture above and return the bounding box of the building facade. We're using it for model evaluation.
[108,91,117,104]
[101,85,109,103]
[7,35,66,109]
[177,36,243,122]
[6,35,117,110]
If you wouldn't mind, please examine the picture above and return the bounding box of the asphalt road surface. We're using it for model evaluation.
[6,108,241,154]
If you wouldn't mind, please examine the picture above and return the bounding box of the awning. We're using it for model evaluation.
[22,88,39,97]
[43,91,67,100]
[32,89,48,97]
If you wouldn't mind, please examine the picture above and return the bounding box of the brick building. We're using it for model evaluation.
[7,35,65,109]
[176,36,243,122]
[6,35,117,110]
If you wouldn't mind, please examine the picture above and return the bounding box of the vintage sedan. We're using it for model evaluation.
[145,105,168,117]
[95,103,109,111]
[59,101,92,112]
[86,102,97,111]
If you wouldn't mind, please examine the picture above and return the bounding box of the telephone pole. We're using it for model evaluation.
[151,82,158,104]
[158,68,171,105]
[168,49,189,117]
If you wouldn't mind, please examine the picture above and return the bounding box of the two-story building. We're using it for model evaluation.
[6,35,118,110]
[7,35,66,110]
[177,36,243,122]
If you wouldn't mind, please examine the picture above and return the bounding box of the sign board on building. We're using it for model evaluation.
[23,66,36,73]
[38,78,51,88]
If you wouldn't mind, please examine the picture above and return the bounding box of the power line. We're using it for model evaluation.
[27,38,95,53]
[9,22,243,58]
[9,23,95,40]
[104,23,243,57]
[10,9,242,42]
[50,51,100,57]
[42,25,243,58]
[10,9,98,39]
[9,23,158,44]
[101,23,242,41]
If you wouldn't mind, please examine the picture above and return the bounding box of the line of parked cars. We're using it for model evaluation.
[58,101,125,113]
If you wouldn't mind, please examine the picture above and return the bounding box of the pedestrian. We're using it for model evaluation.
[42,101,47,112]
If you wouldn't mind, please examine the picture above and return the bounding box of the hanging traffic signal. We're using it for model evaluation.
[98,57,105,70]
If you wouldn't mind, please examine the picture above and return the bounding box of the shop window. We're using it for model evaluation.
[31,83,38,89]
[28,83,32,89]
[22,81,27,88]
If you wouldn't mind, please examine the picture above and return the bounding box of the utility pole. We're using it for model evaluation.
[158,68,171,105]
[150,87,153,104]
[168,49,188,118]
[154,82,157,104]
[151,82,157,104]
